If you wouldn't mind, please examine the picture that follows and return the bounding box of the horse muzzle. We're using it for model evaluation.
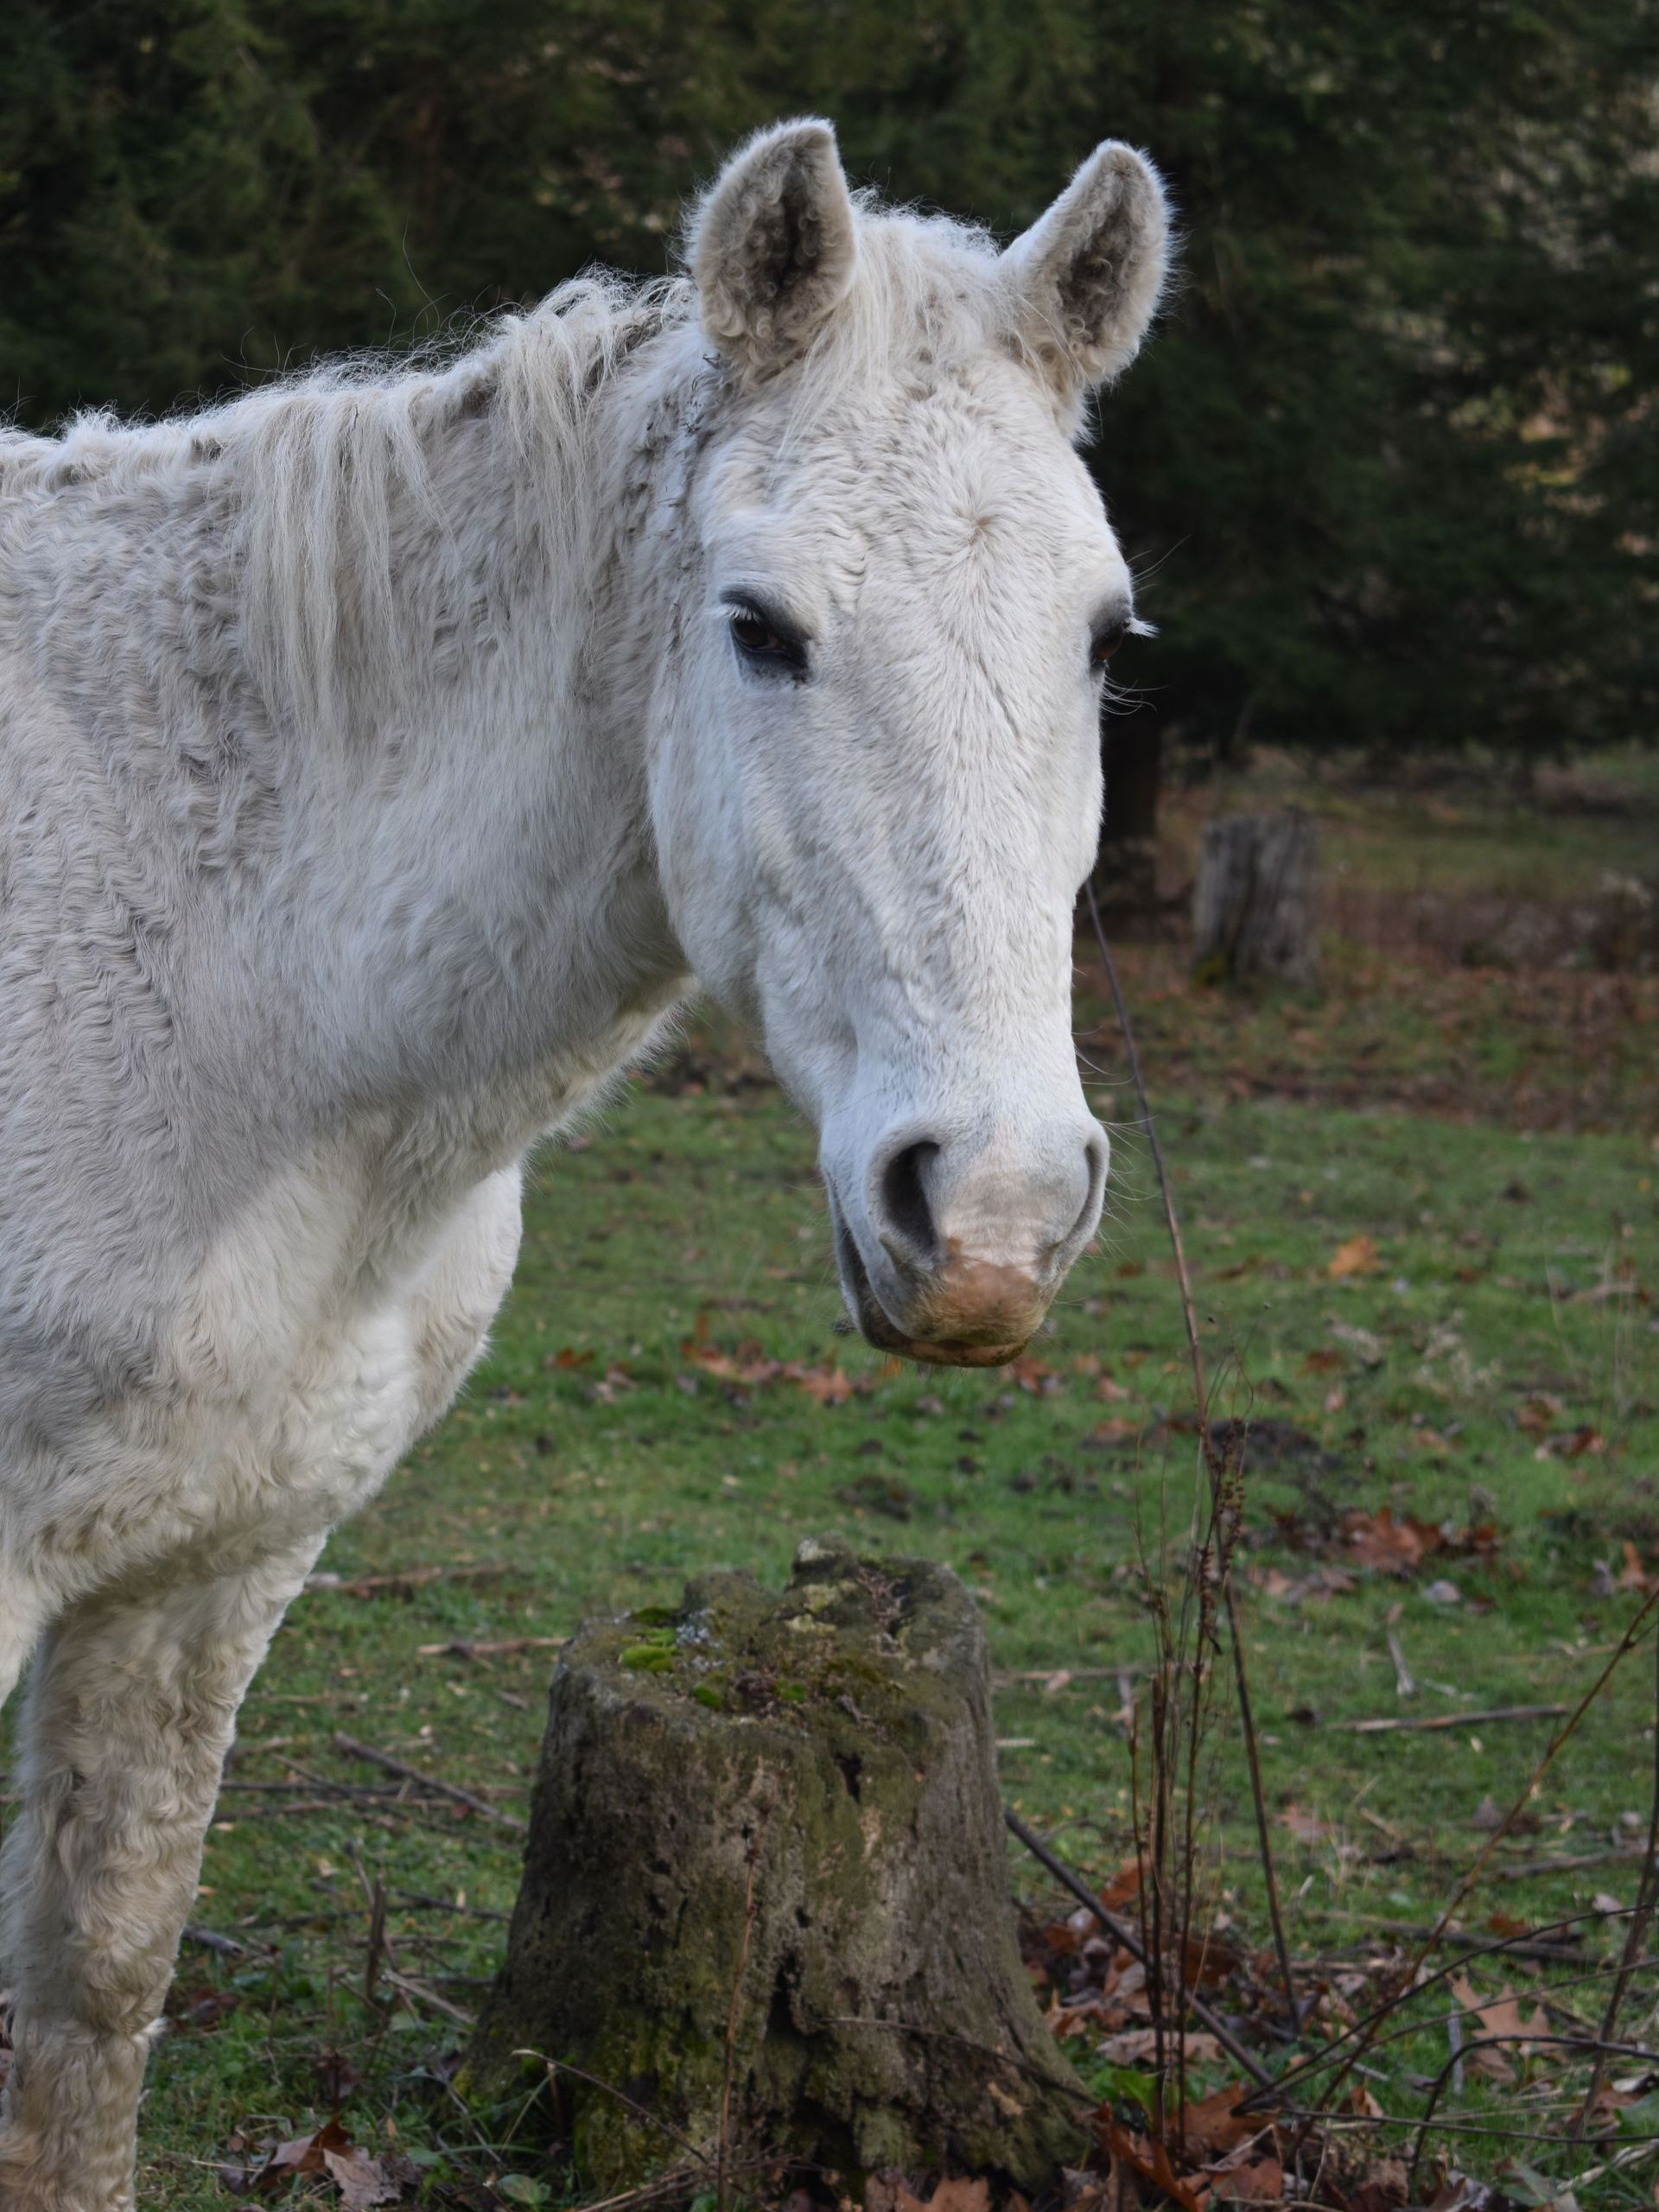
[826,1116,1107,1368]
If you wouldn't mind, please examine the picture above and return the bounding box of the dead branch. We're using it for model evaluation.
[1387,1629,1416,1699]
[380,1967,474,2024]
[1408,2032,1659,2196]
[416,1636,567,1659]
[333,1733,527,1830]
[180,1923,261,1959]
[1003,1806,1274,2090]
[1498,1842,1652,1878]
[393,1889,512,1923]
[1241,1900,1651,2114]
[1268,1580,1659,2134]
[1321,1703,1571,1734]
[302,1562,511,1598]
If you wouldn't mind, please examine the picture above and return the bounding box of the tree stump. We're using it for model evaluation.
[1192,807,1320,988]
[467,1537,1085,2194]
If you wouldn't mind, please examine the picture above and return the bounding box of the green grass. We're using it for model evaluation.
[1165,741,1659,905]
[3,1027,1649,2206]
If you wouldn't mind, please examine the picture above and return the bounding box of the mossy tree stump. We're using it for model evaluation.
[1192,807,1320,988]
[468,1536,1084,2194]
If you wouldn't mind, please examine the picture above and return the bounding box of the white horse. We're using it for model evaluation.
[0,120,1167,2208]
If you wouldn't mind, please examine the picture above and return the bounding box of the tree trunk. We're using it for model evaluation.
[1192,807,1320,988]
[467,1537,1085,2196]
[1093,703,1162,918]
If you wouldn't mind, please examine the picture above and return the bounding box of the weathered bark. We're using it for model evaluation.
[467,1537,1084,2194]
[1192,807,1320,988]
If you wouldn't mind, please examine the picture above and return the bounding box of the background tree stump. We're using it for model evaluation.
[467,1536,1085,2194]
[1192,807,1320,988]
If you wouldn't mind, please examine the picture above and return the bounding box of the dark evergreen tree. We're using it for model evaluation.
[2,0,1652,760]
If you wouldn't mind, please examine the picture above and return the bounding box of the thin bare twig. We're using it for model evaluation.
[393,1889,512,1923]
[333,1732,526,1830]
[532,2056,715,2169]
[1084,885,1298,2033]
[180,1923,262,1959]
[416,1637,567,1660]
[1243,1917,1659,2088]
[302,1562,511,1598]
[1497,1842,1653,1878]
[1406,2032,1659,2196]
[1574,1619,1659,2140]
[820,2014,1090,2101]
[1003,1807,1274,2090]
[1444,2005,1464,2099]
[1246,1585,1659,2126]
[1321,1703,1570,1734]
[382,1967,474,2024]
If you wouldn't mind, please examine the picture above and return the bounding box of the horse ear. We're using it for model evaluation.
[1002,142,1171,395]
[689,119,858,372]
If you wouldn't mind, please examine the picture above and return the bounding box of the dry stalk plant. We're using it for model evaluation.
[1065,888,1659,2198]
[1082,891,1296,2113]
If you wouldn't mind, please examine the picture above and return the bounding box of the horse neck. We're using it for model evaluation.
[235,311,709,1139]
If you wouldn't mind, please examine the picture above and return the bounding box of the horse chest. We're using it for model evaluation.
[180,1154,526,1546]
[15,1154,527,1602]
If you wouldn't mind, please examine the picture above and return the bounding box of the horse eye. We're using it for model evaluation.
[1090,620,1130,670]
[731,609,777,653]
[728,606,804,671]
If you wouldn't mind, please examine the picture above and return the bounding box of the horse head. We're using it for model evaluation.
[650,120,1170,1367]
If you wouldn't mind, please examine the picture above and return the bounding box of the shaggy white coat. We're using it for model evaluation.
[0,120,1168,2209]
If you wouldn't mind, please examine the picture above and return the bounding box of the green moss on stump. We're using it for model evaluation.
[468,1535,1084,2194]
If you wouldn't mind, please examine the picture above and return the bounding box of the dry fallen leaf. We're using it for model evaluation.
[1204,2156,1284,2202]
[323,2145,405,2211]
[1096,2027,1223,2067]
[253,2115,356,2190]
[1449,1973,1549,2084]
[1100,1858,1143,1911]
[1343,1506,1442,1574]
[897,2181,991,2212]
[1096,2116,1202,2212]
[792,1364,855,1405]
[1516,1393,1564,1433]
[1006,1355,1064,1395]
[1347,2158,1410,2212]
[1278,1804,1334,1844]
[1328,1235,1380,1280]
[1178,2082,1257,2158]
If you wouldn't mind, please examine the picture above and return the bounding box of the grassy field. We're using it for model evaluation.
[3,777,1658,2209]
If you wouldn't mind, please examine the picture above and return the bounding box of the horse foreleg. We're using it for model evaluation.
[0,1546,318,2212]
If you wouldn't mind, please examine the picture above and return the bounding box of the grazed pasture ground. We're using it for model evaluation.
[3,810,1656,2207]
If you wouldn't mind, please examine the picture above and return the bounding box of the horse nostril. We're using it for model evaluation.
[1067,1132,1109,1248]
[878,1139,941,1266]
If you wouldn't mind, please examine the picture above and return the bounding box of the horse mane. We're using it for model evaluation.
[0,206,1014,741]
